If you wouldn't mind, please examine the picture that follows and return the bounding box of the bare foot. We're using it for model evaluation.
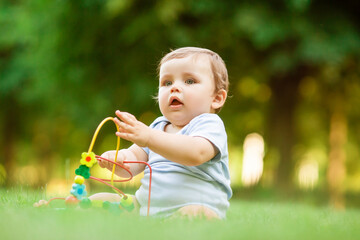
[174,205,220,220]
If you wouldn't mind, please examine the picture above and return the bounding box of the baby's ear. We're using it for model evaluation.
[211,89,227,111]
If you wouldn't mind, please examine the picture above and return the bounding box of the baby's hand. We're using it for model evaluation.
[98,150,130,172]
[114,110,152,147]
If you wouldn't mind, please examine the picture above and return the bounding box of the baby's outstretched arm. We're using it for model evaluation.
[98,144,147,177]
[114,111,218,166]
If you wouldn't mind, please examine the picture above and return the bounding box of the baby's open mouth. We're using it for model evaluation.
[169,97,183,106]
[171,99,182,105]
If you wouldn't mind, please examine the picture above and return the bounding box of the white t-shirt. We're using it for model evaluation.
[135,113,232,219]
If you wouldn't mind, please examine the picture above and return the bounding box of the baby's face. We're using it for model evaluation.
[158,54,217,127]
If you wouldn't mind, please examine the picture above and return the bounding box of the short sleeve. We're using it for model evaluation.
[187,114,227,163]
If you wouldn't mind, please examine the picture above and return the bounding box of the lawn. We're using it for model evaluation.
[1,188,360,240]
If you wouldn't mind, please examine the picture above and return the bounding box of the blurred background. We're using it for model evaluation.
[1,0,360,209]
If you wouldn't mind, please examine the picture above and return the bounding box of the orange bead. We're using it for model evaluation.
[65,195,79,207]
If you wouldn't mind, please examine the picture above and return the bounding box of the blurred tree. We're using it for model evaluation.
[231,0,360,193]
[0,1,41,185]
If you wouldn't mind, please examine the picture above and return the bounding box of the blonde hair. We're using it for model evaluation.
[158,47,229,112]
[159,47,229,93]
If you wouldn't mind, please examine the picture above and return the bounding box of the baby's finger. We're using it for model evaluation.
[113,117,122,127]
[117,121,132,132]
[116,111,136,124]
[123,112,137,121]
[113,119,131,134]
[99,159,110,169]
[98,159,105,168]
[98,153,109,167]
[116,131,131,142]
[105,161,114,171]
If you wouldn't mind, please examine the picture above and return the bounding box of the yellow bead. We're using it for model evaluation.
[74,175,85,185]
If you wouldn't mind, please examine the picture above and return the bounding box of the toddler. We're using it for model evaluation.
[36,47,232,219]
[97,47,232,219]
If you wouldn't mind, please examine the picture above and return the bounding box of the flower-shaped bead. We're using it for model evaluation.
[70,183,87,200]
[80,152,97,168]
[75,165,90,179]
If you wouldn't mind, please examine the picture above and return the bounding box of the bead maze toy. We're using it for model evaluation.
[36,117,152,216]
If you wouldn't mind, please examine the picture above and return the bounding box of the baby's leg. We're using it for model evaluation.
[175,205,220,220]
[88,193,122,202]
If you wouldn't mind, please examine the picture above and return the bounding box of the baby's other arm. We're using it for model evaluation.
[114,111,218,166]
[98,144,147,177]
[146,130,218,166]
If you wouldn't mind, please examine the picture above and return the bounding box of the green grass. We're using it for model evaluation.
[1,188,360,240]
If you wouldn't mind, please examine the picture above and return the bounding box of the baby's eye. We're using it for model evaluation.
[185,79,195,84]
[163,80,172,86]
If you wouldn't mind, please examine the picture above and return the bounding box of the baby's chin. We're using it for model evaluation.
[163,114,191,127]
[164,112,207,128]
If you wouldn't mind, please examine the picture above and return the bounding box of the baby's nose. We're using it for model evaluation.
[170,83,181,92]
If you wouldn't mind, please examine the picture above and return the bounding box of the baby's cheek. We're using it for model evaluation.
[158,89,167,100]
[158,95,168,110]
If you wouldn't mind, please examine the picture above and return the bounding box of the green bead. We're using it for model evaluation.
[79,198,92,209]
[102,201,111,210]
[75,165,90,179]
[103,201,123,213]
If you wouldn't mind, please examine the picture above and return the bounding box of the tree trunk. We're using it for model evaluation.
[327,107,347,209]
[1,96,18,186]
[267,71,302,190]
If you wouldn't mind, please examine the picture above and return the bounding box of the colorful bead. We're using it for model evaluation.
[75,165,90,179]
[65,195,79,207]
[74,175,85,184]
[80,152,97,168]
[103,201,123,213]
[79,198,92,209]
[102,201,112,210]
[70,183,87,200]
